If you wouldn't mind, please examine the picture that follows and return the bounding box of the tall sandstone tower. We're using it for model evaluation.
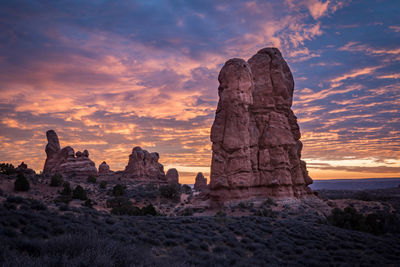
[210,48,313,202]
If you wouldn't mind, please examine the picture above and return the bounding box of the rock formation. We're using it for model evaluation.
[16,162,36,176]
[166,168,179,184]
[98,161,113,175]
[210,48,313,202]
[123,147,166,181]
[194,172,208,191]
[43,130,97,178]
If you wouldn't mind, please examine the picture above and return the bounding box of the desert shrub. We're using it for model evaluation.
[14,173,30,192]
[0,163,16,175]
[263,198,277,206]
[72,185,87,200]
[182,184,192,194]
[328,206,400,235]
[254,208,277,218]
[181,207,194,216]
[215,211,226,217]
[113,184,126,196]
[106,198,156,216]
[159,183,181,201]
[6,196,25,204]
[354,191,372,201]
[87,175,97,184]
[60,182,72,196]
[29,199,47,211]
[82,199,94,208]
[99,181,107,189]
[141,204,157,216]
[106,197,131,209]
[50,173,63,187]
[112,203,141,216]
[55,194,72,204]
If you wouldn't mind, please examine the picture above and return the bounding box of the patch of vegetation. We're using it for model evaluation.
[112,184,126,196]
[159,183,181,201]
[60,182,72,196]
[87,175,97,184]
[0,163,16,175]
[254,208,277,218]
[99,181,107,189]
[72,185,87,200]
[328,206,400,235]
[1,198,400,266]
[181,207,194,216]
[82,199,94,208]
[14,173,30,192]
[106,197,157,216]
[54,182,73,204]
[182,184,192,194]
[50,173,63,187]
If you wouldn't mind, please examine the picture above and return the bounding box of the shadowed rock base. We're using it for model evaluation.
[210,185,314,203]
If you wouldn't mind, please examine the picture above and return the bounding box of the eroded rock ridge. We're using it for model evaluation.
[43,130,97,178]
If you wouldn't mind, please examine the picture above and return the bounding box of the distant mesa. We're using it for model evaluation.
[209,47,313,202]
[43,130,97,178]
[194,172,208,191]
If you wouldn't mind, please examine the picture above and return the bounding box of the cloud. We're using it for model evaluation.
[330,66,380,83]
[377,74,400,79]
[339,42,400,56]
[307,0,330,20]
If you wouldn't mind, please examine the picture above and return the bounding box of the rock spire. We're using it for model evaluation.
[210,48,313,202]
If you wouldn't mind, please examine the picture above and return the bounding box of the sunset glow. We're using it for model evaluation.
[1,0,399,184]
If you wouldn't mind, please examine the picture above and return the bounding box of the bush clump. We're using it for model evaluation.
[0,163,16,175]
[113,184,126,196]
[55,182,73,204]
[141,204,157,216]
[328,206,400,235]
[83,199,94,208]
[254,208,277,218]
[182,184,192,194]
[106,197,157,216]
[50,173,63,187]
[99,181,107,189]
[160,184,181,201]
[60,182,72,196]
[14,173,30,192]
[87,175,97,184]
[72,185,87,200]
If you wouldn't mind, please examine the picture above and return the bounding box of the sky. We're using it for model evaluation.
[0,0,399,184]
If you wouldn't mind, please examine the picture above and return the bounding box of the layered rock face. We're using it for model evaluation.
[123,147,166,181]
[210,48,313,202]
[43,130,97,178]
[166,168,179,184]
[194,172,208,191]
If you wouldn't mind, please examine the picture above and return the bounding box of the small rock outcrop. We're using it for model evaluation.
[194,172,208,191]
[210,48,313,202]
[123,147,165,181]
[43,130,97,178]
[16,162,36,176]
[98,161,112,175]
[165,168,179,184]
